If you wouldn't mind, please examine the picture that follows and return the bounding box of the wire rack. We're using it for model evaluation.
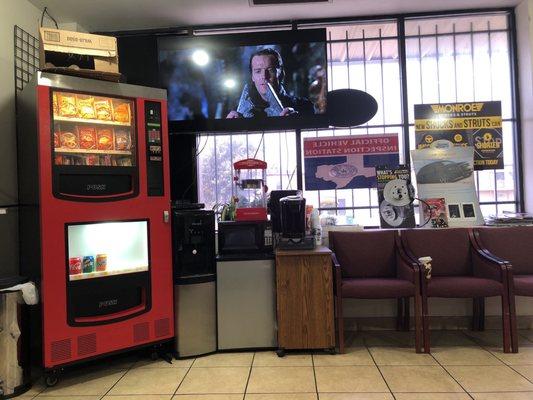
[14,25,39,93]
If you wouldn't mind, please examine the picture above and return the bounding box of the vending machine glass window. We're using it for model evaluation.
[67,220,149,281]
[52,90,136,167]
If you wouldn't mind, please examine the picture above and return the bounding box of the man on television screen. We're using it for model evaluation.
[226,48,315,119]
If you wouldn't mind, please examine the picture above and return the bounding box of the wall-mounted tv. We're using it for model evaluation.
[158,29,328,133]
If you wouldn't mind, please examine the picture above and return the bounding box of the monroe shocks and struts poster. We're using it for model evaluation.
[303,134,399,190]
[414,101,503,170]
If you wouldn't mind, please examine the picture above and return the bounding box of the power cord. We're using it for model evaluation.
[40,7,58,28]
[415,197,433,228]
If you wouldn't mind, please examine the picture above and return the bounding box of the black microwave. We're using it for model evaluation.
[218,221,272,255]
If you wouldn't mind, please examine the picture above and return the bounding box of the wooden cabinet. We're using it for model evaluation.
[275,246,335,353]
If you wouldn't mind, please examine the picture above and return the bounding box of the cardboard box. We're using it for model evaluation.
[39,28,120,80]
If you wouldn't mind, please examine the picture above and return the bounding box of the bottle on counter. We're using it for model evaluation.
[311,209,322,246]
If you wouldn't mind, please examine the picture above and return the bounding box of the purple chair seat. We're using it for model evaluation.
[426,276,503,298]
[514,275,533,296]
[342,278,415,299]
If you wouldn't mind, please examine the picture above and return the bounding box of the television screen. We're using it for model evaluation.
[158,29,328,132]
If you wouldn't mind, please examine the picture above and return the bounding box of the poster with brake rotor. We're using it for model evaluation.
[414,101,503,170]
[376,165,416,229]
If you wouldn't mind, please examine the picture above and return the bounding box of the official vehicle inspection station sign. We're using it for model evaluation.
[414,101,503,170]
[303,134,399,190]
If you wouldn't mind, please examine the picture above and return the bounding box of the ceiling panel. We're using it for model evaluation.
[29,0,519,32]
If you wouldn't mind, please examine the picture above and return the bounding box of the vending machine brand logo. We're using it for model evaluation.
[87,184,106,191]
[430,103,484,113]
[99,299,118,308]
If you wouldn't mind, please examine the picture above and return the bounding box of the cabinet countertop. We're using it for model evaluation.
[275,245,332,257]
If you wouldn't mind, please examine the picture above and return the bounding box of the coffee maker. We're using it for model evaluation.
[277,195,315,250]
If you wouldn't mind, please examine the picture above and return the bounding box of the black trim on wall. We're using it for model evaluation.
[508,10,525,212]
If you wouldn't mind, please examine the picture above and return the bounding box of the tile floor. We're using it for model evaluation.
[15,330,533,400]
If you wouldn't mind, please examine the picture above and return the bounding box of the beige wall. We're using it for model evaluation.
[0,0,42,205]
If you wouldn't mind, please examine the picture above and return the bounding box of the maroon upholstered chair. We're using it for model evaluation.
[473,226,530,353]
[401,227,513,353]
[329,230,423,354]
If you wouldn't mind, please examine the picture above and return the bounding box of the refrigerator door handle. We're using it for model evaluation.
[163,210,169,223]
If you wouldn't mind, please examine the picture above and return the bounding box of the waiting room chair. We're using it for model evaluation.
[400,227,513,353]
[329,230,423,354]
[472,226,530,353]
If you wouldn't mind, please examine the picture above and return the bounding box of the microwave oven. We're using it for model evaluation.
[218,221,272,255]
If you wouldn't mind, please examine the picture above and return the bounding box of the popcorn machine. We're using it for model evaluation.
[233,158,268,221]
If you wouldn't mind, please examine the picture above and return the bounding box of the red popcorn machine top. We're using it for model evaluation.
[233,158,268,221]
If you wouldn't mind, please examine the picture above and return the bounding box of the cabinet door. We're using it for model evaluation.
[276,254,334,349]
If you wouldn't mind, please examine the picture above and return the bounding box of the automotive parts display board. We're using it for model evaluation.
[376,165,415,229]
[411,144,484,228]
[303,134,399,190]
[414,101,503,170]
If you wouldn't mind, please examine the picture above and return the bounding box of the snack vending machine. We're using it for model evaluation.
[17,72,173,383]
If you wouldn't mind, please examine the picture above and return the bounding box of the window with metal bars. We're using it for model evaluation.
[196,10,520,225]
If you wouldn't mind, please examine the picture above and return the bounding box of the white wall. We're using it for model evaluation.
[517,0,533,213]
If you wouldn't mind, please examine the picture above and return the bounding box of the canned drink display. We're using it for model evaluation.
[69,257,82,275]
[96,254,107,272]
[82,255,95,273]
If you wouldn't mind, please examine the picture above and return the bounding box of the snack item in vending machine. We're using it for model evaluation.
[82,256,95,273]
[114,130,131,151]
[113,102,131,123]
[54,155,63,165]
[85,155,99,166]
[53,132,60,148]
[96,254,107,272]
[97,129,114,150]
[69,257,82,275]
[79,127,97,149]
[77,97,96,119]
[53,93,59,116]
[94,99,112,120]
[58,94,77,117]
[60,131,79,149]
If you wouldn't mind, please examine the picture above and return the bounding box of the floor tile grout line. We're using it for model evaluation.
[171,356,197,397]
[505,363,533,386]
[311,351,319,400]
[366,344,397,400]
[242,351,255,398]
[428,349,475,400]
[93,367,130,399]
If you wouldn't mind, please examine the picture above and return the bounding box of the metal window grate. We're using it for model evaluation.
[195,11,520,226]
[14,25,39,93]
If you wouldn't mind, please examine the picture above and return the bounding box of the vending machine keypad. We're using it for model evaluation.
[145,102,164,196]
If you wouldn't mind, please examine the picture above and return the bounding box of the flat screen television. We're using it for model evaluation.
[158,29,328,132]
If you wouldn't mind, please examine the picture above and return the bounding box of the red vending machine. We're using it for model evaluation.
[17,72,173,384]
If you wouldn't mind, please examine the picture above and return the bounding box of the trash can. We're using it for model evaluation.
[0,276,32,399]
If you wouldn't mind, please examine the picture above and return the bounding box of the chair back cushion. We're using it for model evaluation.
[329,230,396,278]
[476,226,533,274]
[401,228,472,276]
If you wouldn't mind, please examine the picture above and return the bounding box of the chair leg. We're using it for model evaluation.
[472,297,485,331]
[403,297,410,332]
[508,292,518,353]
[501,294,511,353]
[414,293,422,353]
[422,295,430,353]
[478,297,485,331]
[397,298,404,331]
[336,295,345,354]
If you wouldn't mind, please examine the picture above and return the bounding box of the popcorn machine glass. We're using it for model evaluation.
[233,158,267,221]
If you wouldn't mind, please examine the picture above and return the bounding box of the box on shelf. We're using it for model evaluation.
[39,28,121,81]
